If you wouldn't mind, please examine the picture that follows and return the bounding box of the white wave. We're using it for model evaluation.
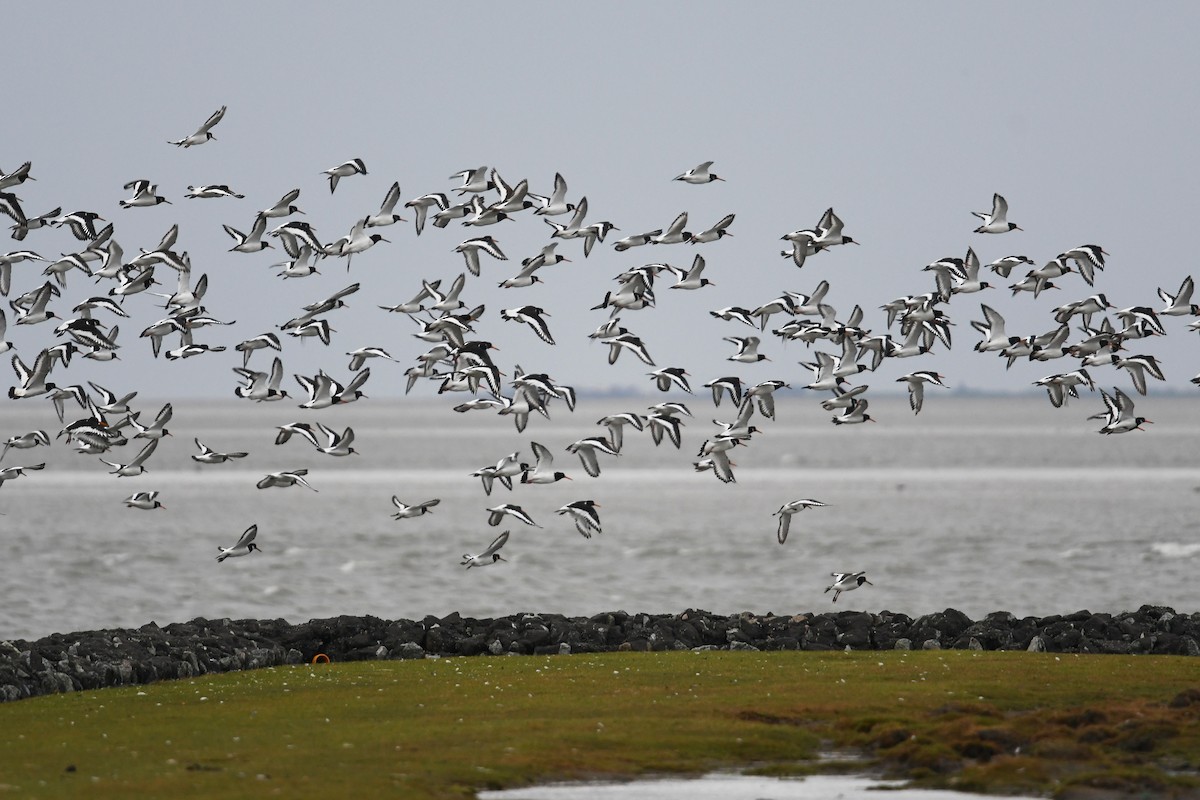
[1149,542,1200,558]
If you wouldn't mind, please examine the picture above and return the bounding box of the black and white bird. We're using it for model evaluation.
[322,158,367,193]
[895,371,947,415]
[119,179,171,208]
[557,500,602,538]
[391,497,440,520]
[825,572,873,603]
[455,236,507,276]
[668,254,715,289]
[971,304,1011,353]
[746,380,789,419]
[972,193,1021,234]
[709,306,755,327]
[0,162,34,191]
[704,376,744,408]
[12,282,57,326]
[612,229,663,252]
[1113,354,1165,396]
[461,530,509,569]
[725,335,768,363]
[1157,276,1199,317]
[169,105,226,147]
[329,217,389,266]
[649,367,693,394]
[124,491,165,510]
[566,436,619,478]
[192,438,248,464]
[1,429,49,460]
[256,469,318,491]
[0,462,45,488]
[259,188,304,220]
[500,306,555,344]
[100,438,159,476]
[185,184,245,199]
[830,398,873,425]
[773,499,828,545]
[346,347,395,371]
[531,172,575,216]
[224,215,272,253]
[449,166,495,195]
[690,214,735,244]
[234,356,289,402]
[1033,369,1095,408]
[217,524,260,562]
[1092,387,1151,435]
[235,332,282,368]
[486,503,541,527]
[595,412,645,452]
[694,439,737,484]
[1058,245,1108,286]
[287,318,334,346]
[9,351,58,399]
[674,161,724,184]
[521,441,571,484]
[366,181,405,227]
[51,211,106,242]
[130,403,172,439]
[292,422,358,456]
[646,408,686,449]
[650,211,691,245]
[605,333,656,367]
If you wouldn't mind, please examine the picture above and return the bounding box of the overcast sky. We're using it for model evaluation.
[6,3,1199,400]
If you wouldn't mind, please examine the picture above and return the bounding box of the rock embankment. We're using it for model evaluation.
[2,605,1197,702]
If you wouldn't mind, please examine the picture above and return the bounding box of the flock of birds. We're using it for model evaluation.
[2,105,1194,605]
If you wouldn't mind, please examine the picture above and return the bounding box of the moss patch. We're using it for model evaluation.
[0,650,1197,798]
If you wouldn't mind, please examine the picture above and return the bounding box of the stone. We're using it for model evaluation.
[396,642,425,660]
[0,607,1195,703]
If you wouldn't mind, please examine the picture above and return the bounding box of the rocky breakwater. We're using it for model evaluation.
[2,605,1197,702]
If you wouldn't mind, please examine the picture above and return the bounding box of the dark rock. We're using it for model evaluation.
[835,611,873,649]
[873,611,913,650]
[0,607,1195,702]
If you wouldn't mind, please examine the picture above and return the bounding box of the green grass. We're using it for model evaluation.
[1,651,1198,798]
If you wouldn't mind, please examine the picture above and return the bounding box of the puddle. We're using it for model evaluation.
[479,771,1040,799]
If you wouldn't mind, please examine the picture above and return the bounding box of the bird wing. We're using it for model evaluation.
[664,211,688,236]
[482,530,509,557]
[234,523,257,548]
[155,402,173,427]
[710,449,736,483]
[129,437,159,467]
[908,380,925,414]
[574,444,601,478]
[777,513,791,545]
[530,440,554,470]
[197,105,227,135]
[992,193,1008,221]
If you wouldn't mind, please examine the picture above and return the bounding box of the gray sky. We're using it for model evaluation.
[6,3,1200,400]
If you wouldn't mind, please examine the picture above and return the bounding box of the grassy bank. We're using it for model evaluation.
[1,650,1197,799]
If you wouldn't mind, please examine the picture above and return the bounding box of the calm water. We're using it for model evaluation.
[478,772,1040,800]
[1,396,1197,641]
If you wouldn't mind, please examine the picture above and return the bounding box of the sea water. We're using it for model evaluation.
[1,395,1196,640]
